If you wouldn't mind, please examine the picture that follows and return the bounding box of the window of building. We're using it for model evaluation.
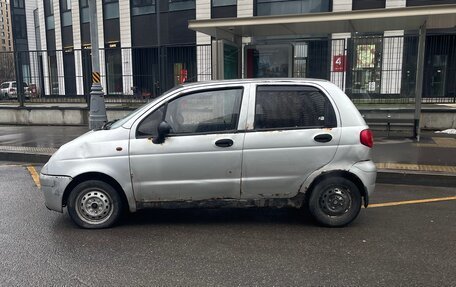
[255,0,330,16]
[169,0,195,11]
[103,0,119,19]
[212,0,236,7]
[13,0,25,8]
[34,9,40,28]
[46,15,55,29]
[44,0,55,30]
[61,0,73,27]
[13,15,27,39]
[254,85,337,130]
[44,0,54,16]
[79,0,90,23]
[352,0,385,10]
[131,0,155,15]
[105,48,123,94]
[407,0,456,6]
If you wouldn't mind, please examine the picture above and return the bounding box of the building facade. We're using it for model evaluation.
[9,0,456,101]
[0,0,13,51]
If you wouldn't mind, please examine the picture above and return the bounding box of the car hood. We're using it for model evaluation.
[43,127,131,175]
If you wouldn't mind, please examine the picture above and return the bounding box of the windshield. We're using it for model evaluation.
[108,85,182,129]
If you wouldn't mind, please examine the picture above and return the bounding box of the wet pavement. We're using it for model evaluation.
[0,125,88,148]
[0,164,455,286]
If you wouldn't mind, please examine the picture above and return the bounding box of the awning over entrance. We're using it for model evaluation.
[189,4,456,41]
[189,5,456,141]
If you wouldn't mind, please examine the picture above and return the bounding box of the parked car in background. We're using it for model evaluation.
[40,79,376,229]
[0,81,31,99]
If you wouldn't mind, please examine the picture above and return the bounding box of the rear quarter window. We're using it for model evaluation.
[254,85,337,130]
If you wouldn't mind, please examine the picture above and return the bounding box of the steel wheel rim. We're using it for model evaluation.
[319,186,352,216]
[75,188,114,225]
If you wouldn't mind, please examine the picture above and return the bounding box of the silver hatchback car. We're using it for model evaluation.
[40,79,376,229]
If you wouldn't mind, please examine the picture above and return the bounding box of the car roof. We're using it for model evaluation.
[179,78,330,89]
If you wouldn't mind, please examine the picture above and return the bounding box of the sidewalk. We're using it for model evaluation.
[0,125,455,186]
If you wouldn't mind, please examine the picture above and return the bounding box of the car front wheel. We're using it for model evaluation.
[307,177,362,227]
[67,180,123,229]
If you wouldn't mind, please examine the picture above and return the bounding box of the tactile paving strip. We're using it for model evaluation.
[376,163,456,174]
[0,146,57,155]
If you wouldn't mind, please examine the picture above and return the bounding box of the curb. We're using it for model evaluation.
[0,151,51,164]
[0,146,55,164]
[377,169,456,187]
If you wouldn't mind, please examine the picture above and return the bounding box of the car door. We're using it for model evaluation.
[129,86,248,202]
[241,84,341,199]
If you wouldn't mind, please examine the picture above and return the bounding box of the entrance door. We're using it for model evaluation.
[431,55,447,97]
[129,87,246,202]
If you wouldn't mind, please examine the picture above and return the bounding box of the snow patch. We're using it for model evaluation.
[435,129,456,135]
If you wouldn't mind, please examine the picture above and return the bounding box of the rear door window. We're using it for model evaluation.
[254,85,337,130]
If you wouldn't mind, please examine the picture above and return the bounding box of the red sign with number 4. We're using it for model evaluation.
[333,55,346,72]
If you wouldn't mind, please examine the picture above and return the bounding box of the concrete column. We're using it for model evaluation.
[238,0,254,78]
[37,0,50,96]
[381,30,404,95]
[414,24,426,141]
[96,0,107,93]
[330,33,349,91]
[332,0,352,12]
[72,0,84,95]
[24,1,39,91]
[53,0,66,95]
[386,0,406,9]
[119,0,133,95]
[381,0,406,95]
[196,0,211,81]
[331,0,352,91]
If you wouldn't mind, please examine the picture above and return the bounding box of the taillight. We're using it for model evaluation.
[360,129,373,148]
[9,88,15,92]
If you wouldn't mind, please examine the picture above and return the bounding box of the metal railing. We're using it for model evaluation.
[1,34,455,106]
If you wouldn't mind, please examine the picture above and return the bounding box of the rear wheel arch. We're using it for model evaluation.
[304,170,368,207]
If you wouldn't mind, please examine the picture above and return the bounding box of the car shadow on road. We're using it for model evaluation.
[119,208,315,227]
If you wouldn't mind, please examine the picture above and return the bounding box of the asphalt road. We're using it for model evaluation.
[0,164,455,286]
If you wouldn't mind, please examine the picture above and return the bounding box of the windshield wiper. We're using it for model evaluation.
[101,119,119,130]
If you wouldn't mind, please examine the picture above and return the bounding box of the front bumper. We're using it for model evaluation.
[40,173,72,213]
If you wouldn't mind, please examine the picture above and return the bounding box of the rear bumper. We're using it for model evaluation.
[349,160,377,206]
[40,173,72,213]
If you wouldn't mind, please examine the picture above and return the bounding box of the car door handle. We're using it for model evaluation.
[314,134,333,143]
[215,139,234,147]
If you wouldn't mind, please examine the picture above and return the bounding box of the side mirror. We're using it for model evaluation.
[152,121,171,144]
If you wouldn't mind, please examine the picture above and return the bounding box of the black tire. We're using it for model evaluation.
[307,177,362,227]
[67,180,123,229]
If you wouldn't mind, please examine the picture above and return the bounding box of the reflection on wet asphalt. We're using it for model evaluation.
[0,125,88,148]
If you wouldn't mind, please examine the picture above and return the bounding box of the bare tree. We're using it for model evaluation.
[0,52,16,84]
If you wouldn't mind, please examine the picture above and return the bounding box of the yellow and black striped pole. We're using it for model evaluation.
[88,0,107,130]
[92,72,101,84]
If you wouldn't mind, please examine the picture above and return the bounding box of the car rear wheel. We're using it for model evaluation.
[307,177,362,227]
[67,180,123,229]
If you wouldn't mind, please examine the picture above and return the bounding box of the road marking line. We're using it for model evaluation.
[369,196,456,208]
[27,165,41,189]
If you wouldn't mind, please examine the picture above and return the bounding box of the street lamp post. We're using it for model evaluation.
[88,0,107,130]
